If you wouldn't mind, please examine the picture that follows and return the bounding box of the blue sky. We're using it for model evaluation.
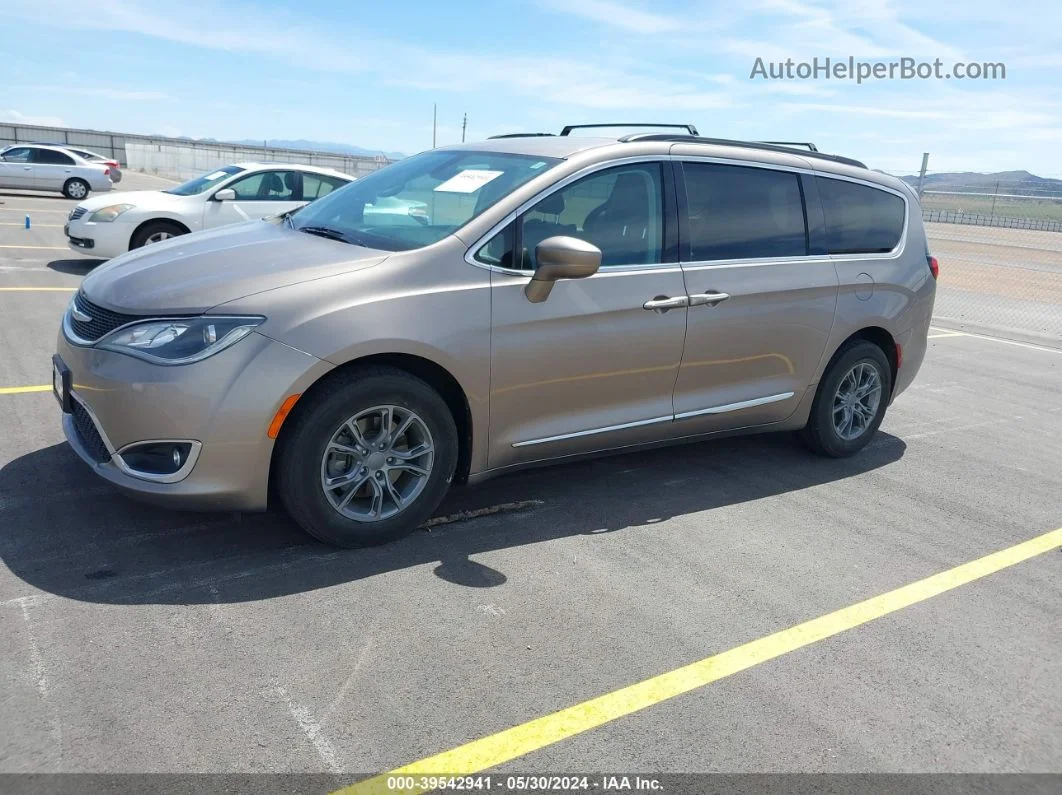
[2,0,1060,174]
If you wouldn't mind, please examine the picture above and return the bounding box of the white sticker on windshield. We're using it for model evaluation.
[203,170,229,180]
[434,169,504,193]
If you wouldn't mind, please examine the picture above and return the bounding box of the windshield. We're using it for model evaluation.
[165,165,246,196]
[291,150,560,251]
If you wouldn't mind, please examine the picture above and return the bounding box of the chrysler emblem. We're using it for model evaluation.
[71,306,92,323]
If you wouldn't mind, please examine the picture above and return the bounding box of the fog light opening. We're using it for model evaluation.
[119,442,195,476]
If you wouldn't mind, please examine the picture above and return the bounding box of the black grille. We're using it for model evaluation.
[70,293,141,342]
[69,207,87,221]
[71,400,111,464]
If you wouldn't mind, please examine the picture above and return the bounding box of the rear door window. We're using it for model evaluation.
[816,177,906,254]
[31,148,75,165]
[302,173,349,200]
[681,162,808,261]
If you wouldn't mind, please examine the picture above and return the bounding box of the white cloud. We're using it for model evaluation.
[535,0,684,33]
[31,86,173,101]
[0,109,66,126]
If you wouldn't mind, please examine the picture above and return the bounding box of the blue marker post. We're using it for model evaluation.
[25,214,30,229]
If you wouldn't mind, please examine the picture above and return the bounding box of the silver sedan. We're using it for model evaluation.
[0,144,113,199]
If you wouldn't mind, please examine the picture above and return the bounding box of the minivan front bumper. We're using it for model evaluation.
[55,329,334,511]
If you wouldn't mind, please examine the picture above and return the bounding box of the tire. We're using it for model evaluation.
[800,340,892,458]
[276,367,459,548]
[63,178,89,200]
[130,220,186,250]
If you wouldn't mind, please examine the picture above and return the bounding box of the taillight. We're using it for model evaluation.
[103,168,110,176]
[927,255,939,280]
[106,161,119,168]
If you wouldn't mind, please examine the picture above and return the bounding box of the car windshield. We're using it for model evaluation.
[290,150,561,251]
[165,165,246,196]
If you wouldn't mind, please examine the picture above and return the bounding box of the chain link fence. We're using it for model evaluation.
[882,165,1062,346]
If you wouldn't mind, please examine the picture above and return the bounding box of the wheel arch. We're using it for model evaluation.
[829,326,898,393]
[129,217,192,249]
[270,352,474,493]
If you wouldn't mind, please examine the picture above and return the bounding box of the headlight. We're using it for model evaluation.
[88,203,135,222]
[97,316,265,365]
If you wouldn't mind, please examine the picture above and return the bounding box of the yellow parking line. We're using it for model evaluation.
[0,244,68,250]
[0,287,76,291]
[0,207,70,213]
[927,332,965,339]
[0,385,51,395]
[337,526,1062,794]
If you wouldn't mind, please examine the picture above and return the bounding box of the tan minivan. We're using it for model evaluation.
[54,125,937,547]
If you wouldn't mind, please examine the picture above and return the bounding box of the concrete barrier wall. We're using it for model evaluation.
[0,122,392,179]
[125,142,386,181]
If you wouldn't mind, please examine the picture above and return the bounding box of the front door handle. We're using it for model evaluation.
[689,291,731,307]
[643,295,689,312]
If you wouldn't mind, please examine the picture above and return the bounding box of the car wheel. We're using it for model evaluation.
[800,340,892,458]
[276,367,459,548]
[130,221,186,250]
[63,178,89,200]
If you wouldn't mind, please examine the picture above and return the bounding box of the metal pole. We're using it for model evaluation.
[916,153,929,199]
[432,104,437,149]
[990,180,999,218]
[462,113,467,143]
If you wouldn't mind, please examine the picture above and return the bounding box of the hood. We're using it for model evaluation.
[81,220,389,314]
[75,189,187,212]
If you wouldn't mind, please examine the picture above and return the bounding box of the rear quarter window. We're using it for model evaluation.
[817,177,906,254]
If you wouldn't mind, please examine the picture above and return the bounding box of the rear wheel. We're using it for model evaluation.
[277,368,458,547]
[130,220,186,250]
[800,340,892,457]
[63,178,89,200]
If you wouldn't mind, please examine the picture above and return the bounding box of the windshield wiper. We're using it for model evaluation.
[297,225,356,244]
[296,225,376,247]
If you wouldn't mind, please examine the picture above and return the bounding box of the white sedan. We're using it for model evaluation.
[0,144,114,199]
[64,162,354,258]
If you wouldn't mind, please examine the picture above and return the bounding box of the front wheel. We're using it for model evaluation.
[63,178,89,200]
[276,368,458,547]
[130,220,185,250]
[800,340,892,457]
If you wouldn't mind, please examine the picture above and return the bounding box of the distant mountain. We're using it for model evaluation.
[899,170,1062,197]
[229,138,405,160]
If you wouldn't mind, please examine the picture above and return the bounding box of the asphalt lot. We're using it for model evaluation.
[0,175,1059,783]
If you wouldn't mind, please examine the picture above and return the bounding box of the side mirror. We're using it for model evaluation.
[214,188,236,202]
[525,236,602,303]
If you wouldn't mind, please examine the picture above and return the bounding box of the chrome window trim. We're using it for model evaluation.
[464,155,674,276]
[463,152,911,274]
[675,156,910,266]
[810,172,910,262]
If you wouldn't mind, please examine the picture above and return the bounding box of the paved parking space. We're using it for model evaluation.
[0,181,1059,781]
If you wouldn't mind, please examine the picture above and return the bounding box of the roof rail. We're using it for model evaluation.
[560,123,699,137]
[616,133,866,169]
[487,133,556,139]
[758,141,819,152]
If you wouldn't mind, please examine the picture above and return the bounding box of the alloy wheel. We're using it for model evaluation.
[832,361,882,441]
[319,404,435,522]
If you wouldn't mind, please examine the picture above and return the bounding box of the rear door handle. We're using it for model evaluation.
[643,295,689,312]
[689,291,731,307]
